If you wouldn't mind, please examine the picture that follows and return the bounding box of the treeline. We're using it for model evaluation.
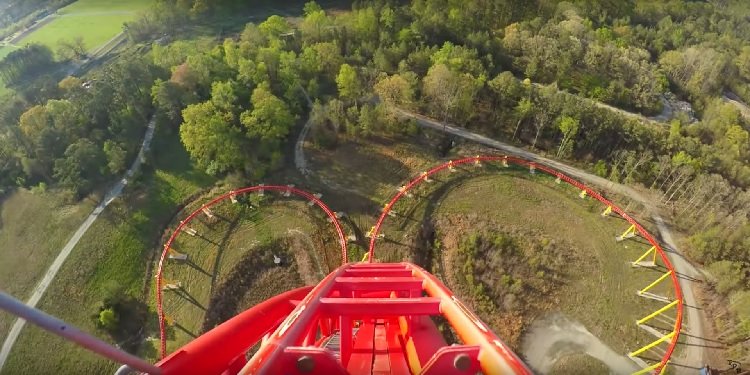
[0,54,156,197]
[0,44,56,86]
[122,0,323,43]
[215,0,748,352]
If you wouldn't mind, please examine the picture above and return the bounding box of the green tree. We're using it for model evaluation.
[735,46,750,82]
[223,38,240,69]
[53,139,106,196]
[430,42,486,78]
[423,63,481,124]
[103,140,127,174]
[336,64,361,102]
[210,80,239,113]
[300,2,331,44]
[19,105,61,175]
[352,7,378,42]
[708,261,745,295]
[724,125,749,158]
[488,71,521,107]
[190,0,211,17]
[556,116,580,158]
[240,86,295,142]
[300,42,343,79]
[180,101,245,175]
[46,99,86,142]
[56,37,87,61]
[374,74,414,108]
[259,15,291,40]
[512,98,533,140]
[151,79,196,126]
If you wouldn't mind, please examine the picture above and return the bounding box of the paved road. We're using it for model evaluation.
[397,108,706,371]
[294,85,313,178]
[0,117,156,371]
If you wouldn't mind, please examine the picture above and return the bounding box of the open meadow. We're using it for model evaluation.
[18,0,153,51]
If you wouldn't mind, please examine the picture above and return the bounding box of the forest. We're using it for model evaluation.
[0,0,748,354]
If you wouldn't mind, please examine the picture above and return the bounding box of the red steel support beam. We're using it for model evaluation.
[320,297,441,316]
[156,185,348,358]
[334,277,424,292]
[157,286,312,375]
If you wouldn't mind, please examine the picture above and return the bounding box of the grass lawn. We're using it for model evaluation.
[0,45,19,60]
[156,198,334,355]
[18,0,153,51]
[0,189,96,342]
[429,172,675,355]
[1,130,214,375]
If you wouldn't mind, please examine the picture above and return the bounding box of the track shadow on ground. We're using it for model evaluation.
[208,210,244,295]
[640,263,703,283]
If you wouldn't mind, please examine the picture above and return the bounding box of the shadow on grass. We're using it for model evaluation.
[639,263,703,283]
[201,242,287,332]
[173,286,206,311]
[208,211,244,296]
[184,259,211,277]
[173,322,197,339]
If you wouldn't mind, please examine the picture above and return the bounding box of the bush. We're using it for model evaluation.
[92,288,153,353]
[98,308,119,332]
[708,261,746,295]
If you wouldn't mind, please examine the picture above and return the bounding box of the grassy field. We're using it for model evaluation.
[429,172,675,355]
[155,195,340,355]
[1,130,214,375]
[19,0,153,51]
[0,189,96,342]
[0,45,18,60]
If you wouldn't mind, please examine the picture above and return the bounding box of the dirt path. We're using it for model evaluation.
[527,81,667,127]
[724,91,750,120]
[294,85,313,178]
[0,117,156,371]
[396,108,707,371]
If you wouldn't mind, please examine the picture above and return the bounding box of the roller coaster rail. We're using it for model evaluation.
[154,185,348,358]
[367,155,683,375]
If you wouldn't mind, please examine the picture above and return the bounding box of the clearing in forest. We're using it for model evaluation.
[17,0,153,51]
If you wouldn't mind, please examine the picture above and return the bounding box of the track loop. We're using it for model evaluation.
[155,185,347,358]
[367,155,683,374]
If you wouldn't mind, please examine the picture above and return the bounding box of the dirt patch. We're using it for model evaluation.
[287,229,326,284]
[202,239,303,332]
[437,216,575,348]
[547,352,610,375]
[694,285,735,365]
[522,313,639,375]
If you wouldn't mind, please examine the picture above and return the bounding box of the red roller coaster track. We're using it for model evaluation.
[155,185,348,358]
[367,155,682,374]
[151,155,682,375]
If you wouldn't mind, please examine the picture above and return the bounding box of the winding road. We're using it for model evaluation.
[0,117,156,372]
